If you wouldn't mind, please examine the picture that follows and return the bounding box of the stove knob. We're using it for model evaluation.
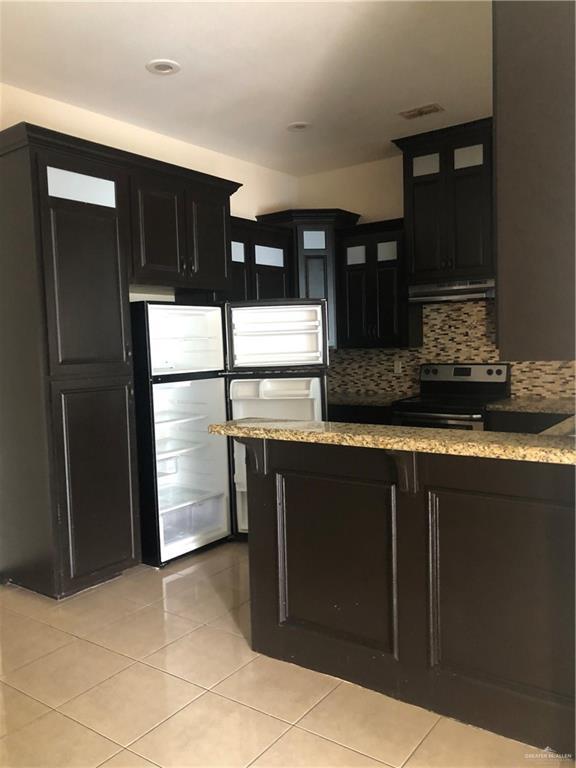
[487,368,494,375]
[496,368,503,375]
[424,368,430,375]
[432,368,438,375]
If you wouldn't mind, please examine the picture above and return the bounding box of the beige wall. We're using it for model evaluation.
[0,83,404,223]
[297,156,403,222]
[0,83,298,220]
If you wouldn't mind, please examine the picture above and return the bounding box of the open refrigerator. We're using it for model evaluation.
[131,300,328,566]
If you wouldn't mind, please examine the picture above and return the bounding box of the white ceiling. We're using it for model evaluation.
[0,1,492,175]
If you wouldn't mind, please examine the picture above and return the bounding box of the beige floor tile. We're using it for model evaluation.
[3,638,133,706]
[299,682,440,767]
[60,662,203,746]
[47,589,142,637]
[131,691,289,768]
[166,543,245,578]
[0,710,120,767]
[85,606,199,659]
[404,717,568,768]
[0,681,50,737]
[144,626,258,688]
[213,655,340,723]
[208,600,251,641]
[160,578,244,624]
[253,727,387,767]
[93,569,195,608]
[207,560,250,603]
[0,610,73,675]
[0,585,70,623]
[99,750,159,767]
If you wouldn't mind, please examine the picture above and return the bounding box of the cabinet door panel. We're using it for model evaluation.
[410,178,443,278]
[342,268,371,346]
[449,167,492,275]
[52,378,140,591]
[40,157,131,378]
[131,172,187,284]
[255,267,288,300]
[189,194,230,290]
[375,266,399,344]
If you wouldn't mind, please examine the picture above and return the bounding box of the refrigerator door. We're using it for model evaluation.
[226,301,327,370]
[147,304,224,376]
[152,377,230,561]
[229,375,323,533]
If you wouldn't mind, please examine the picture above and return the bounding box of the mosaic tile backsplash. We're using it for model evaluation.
[328,301,575,399]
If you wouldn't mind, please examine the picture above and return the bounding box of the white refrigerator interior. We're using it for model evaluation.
[148,305,224,375]
[230,377,323,532]
[229,304,324,368]
[153,378,230,561]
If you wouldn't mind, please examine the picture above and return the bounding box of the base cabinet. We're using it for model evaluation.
[51,378,140,594]
[245,440,574,754]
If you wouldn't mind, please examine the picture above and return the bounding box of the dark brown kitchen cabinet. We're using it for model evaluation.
[393,119,493,284]
[256,209,360,347]
[131,170,188,284]
[494,1,575,360]
[0,123,143,597]
[187,187,232,290]
[227,217,294,301]
[337,220,422,348]
[51,377,140,594]
[38,152,133,379]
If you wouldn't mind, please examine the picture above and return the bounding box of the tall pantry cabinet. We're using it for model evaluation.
[0,128,140,597]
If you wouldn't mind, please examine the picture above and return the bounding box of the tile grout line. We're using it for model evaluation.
[290,723,397,768]
[398,714,443,768]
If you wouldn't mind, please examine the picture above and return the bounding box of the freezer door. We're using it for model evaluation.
[229,376,323,533]
[152,378,230,561]
[227,301,327,369]
[147,304,224,376]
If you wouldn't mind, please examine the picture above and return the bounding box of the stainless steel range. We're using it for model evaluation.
[391,363,510,431]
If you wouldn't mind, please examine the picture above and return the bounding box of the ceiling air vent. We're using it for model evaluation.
[399,103,445,120]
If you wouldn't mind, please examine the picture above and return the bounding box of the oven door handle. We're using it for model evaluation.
[393,412,484,421]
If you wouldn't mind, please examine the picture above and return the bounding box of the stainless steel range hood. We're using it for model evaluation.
[408,279,495,303]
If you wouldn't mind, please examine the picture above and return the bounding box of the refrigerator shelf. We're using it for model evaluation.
[156,438,205,460]
[158,484,219,514]
[155,411,207,425]
[232,327,320,337]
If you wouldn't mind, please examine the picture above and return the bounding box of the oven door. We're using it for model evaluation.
[392,411,484,430]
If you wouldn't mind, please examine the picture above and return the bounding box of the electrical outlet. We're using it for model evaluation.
[393,358,402,375]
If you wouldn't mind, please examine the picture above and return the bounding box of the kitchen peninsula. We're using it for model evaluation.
[209,419,575,755]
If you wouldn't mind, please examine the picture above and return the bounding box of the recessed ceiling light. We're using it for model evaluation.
[287,122,310,132]
[146,59,181,76]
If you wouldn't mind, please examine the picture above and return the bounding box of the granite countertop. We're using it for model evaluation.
[487,396,575,414]
[209,419,576,465]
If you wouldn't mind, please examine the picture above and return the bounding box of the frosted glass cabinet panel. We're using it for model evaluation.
[412,153,440,177]
[303,230,326,250]
[254,245,284,267]
[377,241,398,261]
[147,305,224,375]
[47,167,116,207]
[346,246,366,265]
[231,241,245,263]
[454,144,484,169]
[229,304,325,368]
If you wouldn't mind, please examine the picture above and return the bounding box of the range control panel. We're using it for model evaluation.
[420,363,509,384]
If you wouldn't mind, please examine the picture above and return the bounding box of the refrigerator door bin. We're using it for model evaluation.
[229,375,323,533]
[160,494,228,561]
[228,303,325,368]
[147,305,224,375]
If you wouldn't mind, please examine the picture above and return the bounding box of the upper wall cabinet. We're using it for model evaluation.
[130,170,239,291]
[393,119,493,285]
[256,209,360,347]
[38,151,133,379]
[494,2,575,361]
[337,220,422,349]
[228,217,294,301]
